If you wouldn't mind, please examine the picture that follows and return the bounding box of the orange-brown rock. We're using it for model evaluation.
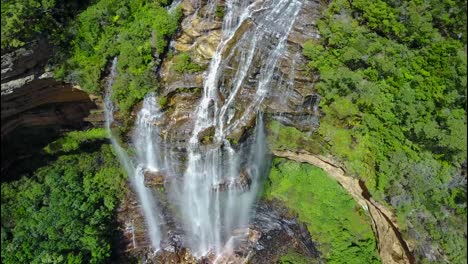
[143,170,166,187]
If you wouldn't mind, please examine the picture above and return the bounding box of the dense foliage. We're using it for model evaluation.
[1,130,125,263]
[301,0,467,262]
[280,250,320,264]
[267,120,327,154]
[44,128,108,154]
[0,0,86,50]
[171,52,204,73]
[56,0,182,113]
[263,158,381,264]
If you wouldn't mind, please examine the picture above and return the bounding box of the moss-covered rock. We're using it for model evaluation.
[266,120,327,154]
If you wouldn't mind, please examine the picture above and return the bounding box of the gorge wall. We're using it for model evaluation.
[1,39,102,177]
[155,0,322,147]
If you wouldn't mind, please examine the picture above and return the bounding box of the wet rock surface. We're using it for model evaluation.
[157,0,323,147]
[212,168,253,192]
[143,170,166,187]
[114,1,326,262]
[248,201,321,263]
[116,192,321,264]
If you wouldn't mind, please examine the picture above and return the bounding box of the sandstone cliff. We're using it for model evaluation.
[1,39,100,176]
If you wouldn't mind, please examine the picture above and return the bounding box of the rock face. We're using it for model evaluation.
[1,39,101,177]
[212,168,252,192]
[156,0,323,148]
[115,189,321,264]
[116,1,326,262]
[143,170,166,187]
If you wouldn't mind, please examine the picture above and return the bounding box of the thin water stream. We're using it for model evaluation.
[105,0,304,259]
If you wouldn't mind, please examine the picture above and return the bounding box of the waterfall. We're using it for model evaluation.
[103,58,163,251]
[104,0,304,259]
[168,0,182,13]
[169,0,303,256]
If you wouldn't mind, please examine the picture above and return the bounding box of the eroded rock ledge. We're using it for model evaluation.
[1,39,101,178]
[272,149,415,264]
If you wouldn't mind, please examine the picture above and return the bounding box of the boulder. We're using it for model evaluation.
[197,125,215,144]
[194,30,221,60]
[143,170,166,187]
[212,169,252,192]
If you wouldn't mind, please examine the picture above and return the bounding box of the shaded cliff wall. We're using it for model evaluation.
[1,39,102,178]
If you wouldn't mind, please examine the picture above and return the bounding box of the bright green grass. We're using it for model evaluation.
[267,120,326,155]
[264,158,381,264]
[44,128,108,154]
[279,250,320,264]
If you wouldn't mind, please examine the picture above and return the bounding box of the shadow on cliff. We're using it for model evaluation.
[0,95,104,183]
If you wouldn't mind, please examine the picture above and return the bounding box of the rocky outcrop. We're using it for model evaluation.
[1,39,101,177]
[116,192,321,264]
[272,149,415,264]
[143,170,166,187]
[155,0,323,148]
[212,168,252,192]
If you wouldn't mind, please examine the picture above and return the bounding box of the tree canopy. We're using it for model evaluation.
[302,0,467,262]
[1,130,126,263]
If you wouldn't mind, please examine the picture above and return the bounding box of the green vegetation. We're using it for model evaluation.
[0,0,85,50]
[280,251,320,264]
[1,131,126,263]
[263,158,380,264]
[267,120,327,154]
[158,96,168,108]
[301,0,467,262]
[172,52,205,73]
[215,6,225,20]
[2,0,183,114]
[57,0,182,113]
[44,128,108,154]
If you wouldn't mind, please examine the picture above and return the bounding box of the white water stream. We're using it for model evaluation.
[173,0,303,256]
[104,58,163,251]
[104,0,303,259]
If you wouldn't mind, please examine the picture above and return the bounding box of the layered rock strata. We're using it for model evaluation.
[1,39,100,176]
[155,0,323,148]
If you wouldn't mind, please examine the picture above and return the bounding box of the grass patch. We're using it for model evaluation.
[44,128,108,154]
[267,120,326,154]
[263,158,380,264]
[279,251,320,264]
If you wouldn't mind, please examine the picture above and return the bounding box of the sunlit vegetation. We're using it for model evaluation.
[0,0,87,50]
[280,250,320,264]
[55,0,182,113]
[267,120,327,155]
[301,0,467,262]
[263,158,381,264]
[172,52,205,73]
[44,128,108,154]
[1,130,125,263]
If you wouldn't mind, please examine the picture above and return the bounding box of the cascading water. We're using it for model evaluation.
[167,0,304,257]
[103,58,163,251]
[105,0,304,259]
[131,94,166,251]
